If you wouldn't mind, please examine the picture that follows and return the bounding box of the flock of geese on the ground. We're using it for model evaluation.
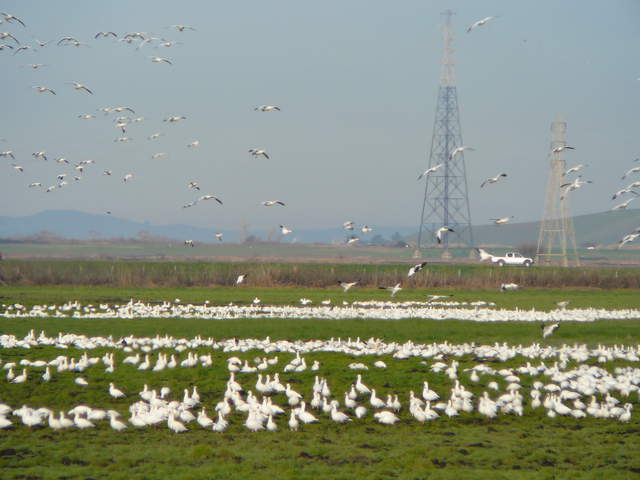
[0,332,637,432]
[1,298,638,324]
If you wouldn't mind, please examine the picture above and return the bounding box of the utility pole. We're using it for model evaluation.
[536,114,580,266]
[415,10,474,259]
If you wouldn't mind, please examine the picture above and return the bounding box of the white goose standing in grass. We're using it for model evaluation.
[355,374,371,395]
[109,382,125,398]
[12,368,27,384]
[541,323,560,338]
[108,411,127,431]
[374,410,399,425]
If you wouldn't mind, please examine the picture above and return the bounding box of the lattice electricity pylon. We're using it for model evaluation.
[415,10,474,259]
[535,114,580,266]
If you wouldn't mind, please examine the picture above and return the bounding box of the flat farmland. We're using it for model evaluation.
[1,284,640,479]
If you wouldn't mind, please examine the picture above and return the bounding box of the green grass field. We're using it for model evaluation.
[1,286,640,479]
[4,284,640,313]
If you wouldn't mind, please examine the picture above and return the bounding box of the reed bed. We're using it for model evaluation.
[1,260,640,289]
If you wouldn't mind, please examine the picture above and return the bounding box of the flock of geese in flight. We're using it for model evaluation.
[1,10,637,248]
[1,10,383,247]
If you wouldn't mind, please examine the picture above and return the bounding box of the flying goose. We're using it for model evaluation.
[249,149,269,159]
[563,164,585,176]
[466,16,494,33]
[560,177,591,200]
[0,32,19,44]
[1,12,26,27]
[32,86,56,95]
[417,163,443,181]
[171,25,196,32]
[491,216,513,225]
[255,105,280,111]
[67,81,93,94]
[611,198,636,211]
[338,281,358,292]
[95,31,117,39]
[436,226,454,244]
[280,225,292,235]
[261,200,285,206]
[480,173,507,188]
[199,194,223,205]
[475,248,494,262]
[552,145,575,153]
[449,146,474,160]
[622,167,640,180]
[379,283,402,297]
[408,262,427,277]
[163,115,186,122]
[150,56,172,65]
[611,188,638,201]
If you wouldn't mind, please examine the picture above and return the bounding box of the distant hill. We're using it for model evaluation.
[0,210,415,244]
[410,209,640,247]
[0,209,637,246]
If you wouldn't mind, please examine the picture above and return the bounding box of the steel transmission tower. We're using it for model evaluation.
[536,114,580,266]
[416,10,473,259]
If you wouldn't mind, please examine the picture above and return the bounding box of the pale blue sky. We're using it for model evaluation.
[1,0,639,234]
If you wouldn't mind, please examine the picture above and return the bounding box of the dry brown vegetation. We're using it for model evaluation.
[1,259,640,289]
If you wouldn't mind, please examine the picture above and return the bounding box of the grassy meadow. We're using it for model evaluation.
[1,316,640,480]
[1,267,640,479]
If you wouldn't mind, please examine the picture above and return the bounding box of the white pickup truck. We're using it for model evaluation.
[477,249,534,267]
